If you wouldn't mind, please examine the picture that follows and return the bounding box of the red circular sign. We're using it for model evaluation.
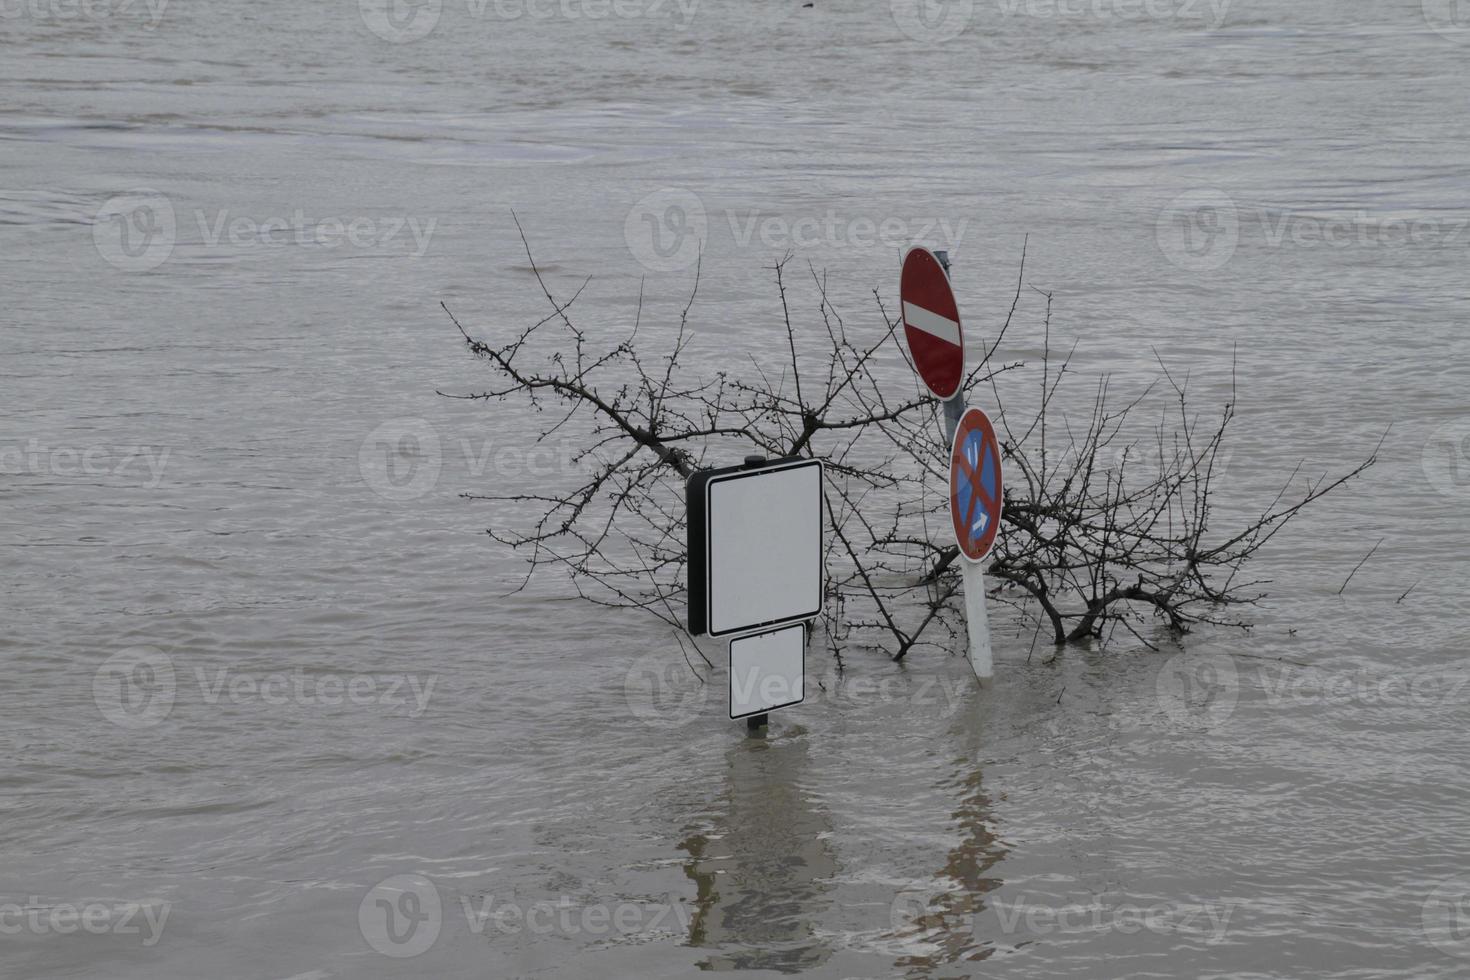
[949,406,1003,562]
[900,248,964,401]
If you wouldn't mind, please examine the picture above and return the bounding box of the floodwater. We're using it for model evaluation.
[4,0,1470,976]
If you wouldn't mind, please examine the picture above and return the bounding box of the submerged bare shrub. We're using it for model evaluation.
[440,228,1376,663]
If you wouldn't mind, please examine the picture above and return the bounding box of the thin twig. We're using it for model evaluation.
[1338,537,1384,595]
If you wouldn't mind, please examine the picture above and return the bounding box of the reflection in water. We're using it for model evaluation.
[677,730,835,973]
[895,712,1009,973]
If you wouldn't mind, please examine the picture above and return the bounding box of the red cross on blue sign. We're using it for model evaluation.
[949,407,1003,562]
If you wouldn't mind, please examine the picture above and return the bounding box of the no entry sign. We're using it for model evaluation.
[900,247,964,401]
[949,406,1003,563]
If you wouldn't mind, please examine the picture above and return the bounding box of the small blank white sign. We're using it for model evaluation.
[706,460,822,637]
[728,623,806,719]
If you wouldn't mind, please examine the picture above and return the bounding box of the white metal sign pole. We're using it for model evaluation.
[963,561,992,679]
[939,252,993,682]
[903,246,994,681]
[942,395,963,444]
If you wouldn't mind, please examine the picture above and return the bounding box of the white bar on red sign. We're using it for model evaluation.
[902,301,962,347]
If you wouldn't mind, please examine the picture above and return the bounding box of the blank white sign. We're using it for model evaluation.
[706,460,823,637]
[728,623,806,718]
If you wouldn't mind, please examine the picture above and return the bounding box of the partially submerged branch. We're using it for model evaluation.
[441,230,1375,660]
